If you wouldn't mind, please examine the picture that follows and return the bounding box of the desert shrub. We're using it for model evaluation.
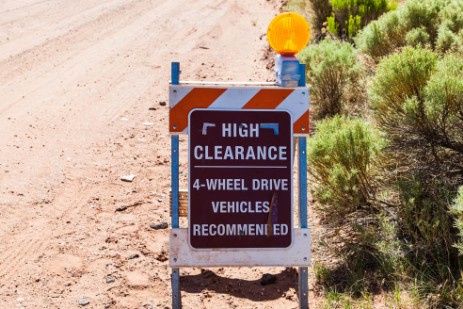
[435,0,463,52]
[399,0,442,41]
[398,175,463,308]
[368,47,437,136]
[355,0,442,58]
[355,0,463,69]
[356,0,463,60]
[325,0,396,39]
[436,25,462,51]
[354,11,404,60]
[307,115,385,215]
[370,47,463,155]
[368,46,463,306]
[308,116,392,294]
[451,186,463,255]
[397,177,457,271]
[421,53,463,154]
[298,38,363,119]
[405,27,431,47]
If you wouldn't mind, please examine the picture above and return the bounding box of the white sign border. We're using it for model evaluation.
[169,228,311,267]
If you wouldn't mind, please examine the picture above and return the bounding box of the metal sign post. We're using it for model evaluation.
[170,62,181,309]
[297,63,309,309]
[168,61,310,308]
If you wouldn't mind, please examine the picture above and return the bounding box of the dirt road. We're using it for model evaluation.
[0,0,314,308]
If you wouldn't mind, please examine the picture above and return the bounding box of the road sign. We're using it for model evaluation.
[188,109,293,249]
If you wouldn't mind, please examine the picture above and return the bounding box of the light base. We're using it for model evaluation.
[275,55,303,87]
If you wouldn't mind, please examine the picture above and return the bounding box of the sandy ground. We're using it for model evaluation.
[0,0,319,308]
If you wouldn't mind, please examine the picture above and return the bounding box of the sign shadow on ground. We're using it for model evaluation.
[180,268,298,301]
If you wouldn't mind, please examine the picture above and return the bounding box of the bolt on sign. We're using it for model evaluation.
[188,109,293,249]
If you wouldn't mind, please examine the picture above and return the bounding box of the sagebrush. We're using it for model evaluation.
[307,115,385,214]
[298,38,363,119]
[356,0,463,60]
[368,46,463,306]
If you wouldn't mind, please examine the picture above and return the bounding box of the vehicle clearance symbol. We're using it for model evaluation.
[189,110,293,249]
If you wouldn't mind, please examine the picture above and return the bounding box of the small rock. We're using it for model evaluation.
[159,101,167,106]
[78,297,90,306]
[148,107,156,111]
[105,275,116,283]
[115,205,128,212]
[155,250,168,262]
[260,273,277,286]
[120,174,136,182]
[128,253,140,260]
[150,222,168,230]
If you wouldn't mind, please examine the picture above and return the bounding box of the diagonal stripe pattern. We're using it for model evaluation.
[169,85,309,135]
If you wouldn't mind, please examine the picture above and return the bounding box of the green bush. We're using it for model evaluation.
[398,177,457,266]
[367,46,463,307]
[368,47,437,136]
[354,11,404,60]
[397,177,463,308]
[326,0,396,39]
[436,0,463,51]
[400,0,442,41]
[405,27,431,47]
[421,53,463,153]
[308,116,391,294]
[307,116,385,214]
[451,187,463,258]
[369,47,463,154]
[356,0,463,60]
[298,38,363,119]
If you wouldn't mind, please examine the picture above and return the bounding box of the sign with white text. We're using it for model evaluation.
[188,110,293,249]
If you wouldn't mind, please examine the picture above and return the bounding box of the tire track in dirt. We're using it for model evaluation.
[0,0,191,122]
[0,180,90,286]
[0,238,46,282]
[0,0,123,32]
[0,0,132,63]
[0,0,55,16]
[0,0,155,99]
[0,0,136,81]
[0,204,20,234]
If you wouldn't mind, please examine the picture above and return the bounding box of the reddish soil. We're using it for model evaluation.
[0,0,320,308]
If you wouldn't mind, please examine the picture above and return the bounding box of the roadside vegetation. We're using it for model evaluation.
[291,0,463,307]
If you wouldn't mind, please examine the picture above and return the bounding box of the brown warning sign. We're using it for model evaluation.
[188,110,293,249]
